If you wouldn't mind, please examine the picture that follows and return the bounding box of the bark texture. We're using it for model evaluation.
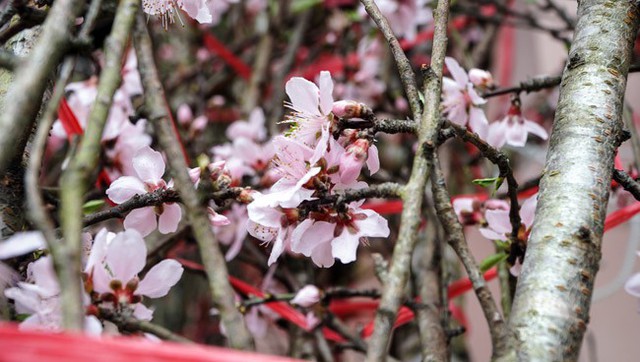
[508,1,640,360]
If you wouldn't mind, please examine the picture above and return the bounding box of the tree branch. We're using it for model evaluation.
[360,0,421,119]
[133,12,253,351]
[507,1,640,360]
[57,0,139,330]
[429,148,511,358]
[364,0,451,360]
[448,122,522,251]
[0,0,83,173]
[100,308,194,344]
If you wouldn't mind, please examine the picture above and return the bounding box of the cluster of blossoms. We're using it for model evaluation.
[51,51,151,181]
[245,71,390,267]
[361,0,433,41]
[453,194,538,275]
[143,0,266,27]
[442,57,548,148]
[1,229,183,333]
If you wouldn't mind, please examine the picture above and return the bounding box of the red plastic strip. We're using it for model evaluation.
[0,324,303,362]
[202,33,251,80]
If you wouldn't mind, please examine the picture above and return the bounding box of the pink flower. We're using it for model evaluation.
[487,101,548,148]
[442,57,490,138]
[177,103,193,125]
[0,231,47,259]
[4,256,102,334]
[468,69,494,89]
[452,197,509,226]
[246,190,313,266]
[479,194,538,242]
[625,252,640,300]
[339,138,380,184]
[226,108,267,142]
[291,202,390,268]
[291,285,321,307]
[106,146,182,236]
[284,71,335,163]
[89,229,183,320]
[270,136,321,194]
[214,203,249,261]
[363,0,432,40]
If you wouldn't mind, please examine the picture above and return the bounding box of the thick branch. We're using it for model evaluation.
[364,0,450,360]
[507,2,640,360]
[133,12,253,351]
[0,0,83,173]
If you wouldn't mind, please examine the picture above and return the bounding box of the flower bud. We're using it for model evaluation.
[291,285,321,307]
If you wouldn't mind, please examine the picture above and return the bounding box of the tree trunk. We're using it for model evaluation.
[507,1,640,360]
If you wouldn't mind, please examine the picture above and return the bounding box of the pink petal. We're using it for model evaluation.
[133,146,165,183]
[292,220,334,256]
[158,203,181,234]
[318,71,334,115]
[106,176,146,204]
[91,261,112,294]
[505,121,528,147]
[246,220,277,242]
[124,208,157,237]
[487,121,508,148]
[520,195,538,229]
[484,209,512,234]
[524,120,549,140]
[310,241,335,268]
[133,303,154,321]
[310,126,331,165]
[285,77,320,116]
[453,198,474,217]
[445,57,469,86]
[469,107,489,140]
[479,227,506,241]
[466,84,487,106]
[339,152,363,185]
[356,209,390,238]
[291,285,321,307]
[0,231,47,259]
[366,145,380,175]
[625,273,640,298]
[84,228,114,273]
[136,259,184,298]
[267,231,286,266]
[106,230,147,283]
[331,229,360,264]
[177,103,193,125]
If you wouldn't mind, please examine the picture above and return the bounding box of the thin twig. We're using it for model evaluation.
[82,187,244,226]
[360,0,421,119]
[267,10,310,136]
[57,0,139,331]
[133,11,254,351]
[100,308,194,343]
[364,0,451,360]
[613,169,640,201]
[26,0,103,243]
[429,147,511,358]
[448,123,521,245]
[483,64,640,98]
[0,0,82,173]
